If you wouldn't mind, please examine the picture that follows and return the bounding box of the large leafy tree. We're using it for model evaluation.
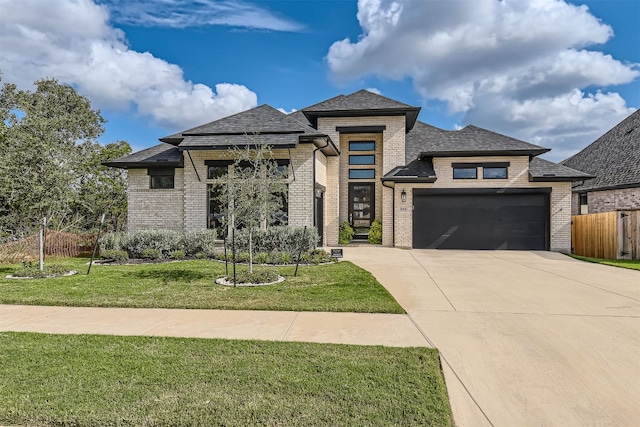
[0,76,130,238]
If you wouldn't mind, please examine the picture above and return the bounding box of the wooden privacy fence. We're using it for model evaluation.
[0,231,94,263]
[571,210,640,260]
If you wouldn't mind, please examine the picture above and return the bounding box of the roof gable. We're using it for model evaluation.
[562,110,640,191]
[301,89,421,131]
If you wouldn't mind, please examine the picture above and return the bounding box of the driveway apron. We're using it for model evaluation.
[344,247,640,427]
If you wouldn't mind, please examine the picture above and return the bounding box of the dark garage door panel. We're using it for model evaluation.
[413,193,549,250]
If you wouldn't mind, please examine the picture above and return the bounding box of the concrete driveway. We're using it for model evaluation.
[344,248,640,427]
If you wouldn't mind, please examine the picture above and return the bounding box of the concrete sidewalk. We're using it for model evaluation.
[0,304,429,347]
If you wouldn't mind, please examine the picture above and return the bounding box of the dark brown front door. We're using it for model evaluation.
[349,183,375,236]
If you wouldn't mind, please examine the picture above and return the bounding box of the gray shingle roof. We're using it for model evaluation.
[301,89,421,131]
[561,110,640,191]
[102,143,183,168]
[529,157,593,181]
[177,133,301,150]
[382,158,437,183]
[160,104,325,146]
[406,121,549,161]
[303,89,416,112]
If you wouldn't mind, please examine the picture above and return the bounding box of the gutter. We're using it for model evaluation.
[381,179,395,247]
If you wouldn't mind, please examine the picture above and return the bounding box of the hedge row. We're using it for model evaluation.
[99,227,319,259]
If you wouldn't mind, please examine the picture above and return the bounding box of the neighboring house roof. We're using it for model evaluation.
[528,157,594,182]
[301,89,421,132]
[406,121,550,161]
[561,110,640,192]
[103,143,183,169]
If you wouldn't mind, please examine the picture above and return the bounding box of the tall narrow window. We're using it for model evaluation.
[208,184,226,236]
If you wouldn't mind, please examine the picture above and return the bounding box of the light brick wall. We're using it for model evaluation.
[127,168,184,231]
[317,116,406,246]
[392,156,573,251]
[182,147,312,231]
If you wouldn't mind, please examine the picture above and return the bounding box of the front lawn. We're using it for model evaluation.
[568,254,640,271]
[0,258,404,313]
[0,332,453,426]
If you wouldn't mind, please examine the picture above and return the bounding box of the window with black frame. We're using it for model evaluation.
[148,167,175,189]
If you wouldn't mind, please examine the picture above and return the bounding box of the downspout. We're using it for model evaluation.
[185,150,201,181]
[312,137,330,234]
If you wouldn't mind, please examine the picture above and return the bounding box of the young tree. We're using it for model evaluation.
[216,143,288,272]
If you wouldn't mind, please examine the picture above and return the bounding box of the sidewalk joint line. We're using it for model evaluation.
[410,251,457,311]
[280,312,299,341]
[406,312,495,427]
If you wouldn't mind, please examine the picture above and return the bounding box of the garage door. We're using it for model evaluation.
[413,189,549,250]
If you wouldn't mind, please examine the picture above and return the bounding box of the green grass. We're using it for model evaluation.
[568,254,640,271]
[0,332,453,426]
[0,258,404,313]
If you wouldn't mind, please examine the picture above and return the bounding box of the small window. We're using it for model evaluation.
[349,155,375,165]
[207,166,228,179]
[349,141,375,151]
[349,169,375,179]
[453,167,477,179]
[579,193,588,215]
[483,167,508,179]
[150,175,174,189]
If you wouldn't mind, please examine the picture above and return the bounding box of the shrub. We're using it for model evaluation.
[13,263,69,278]
[231,226,318,255]
[270,251,292,265]
[231,268,280,284]
[168,250,186,260]
[368,219,382,244]
[339,221,354,245]
[238,252,250,263]
[310,249,331,264]
[254,252,270,264]
[99,249,129,262]
[140,248,162,260]
[182,230,217,256]
[195,251,208,259]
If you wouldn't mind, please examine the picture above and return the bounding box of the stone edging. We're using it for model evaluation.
[215,275,286,287]
[5,270,78,279]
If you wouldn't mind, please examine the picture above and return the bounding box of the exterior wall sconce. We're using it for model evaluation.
[401,189,407,203]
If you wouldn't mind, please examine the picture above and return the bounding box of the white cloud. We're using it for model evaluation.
[100,0,303,32]
[0,0,258,129]
[365,87,382,95]
[327,0,639,159]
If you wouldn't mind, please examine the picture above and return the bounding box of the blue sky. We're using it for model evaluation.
[1,0,638,162]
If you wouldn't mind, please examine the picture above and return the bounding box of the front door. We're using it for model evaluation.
[349,183,375,238]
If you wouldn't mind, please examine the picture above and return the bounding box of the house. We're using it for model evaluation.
[104,90,591,251]
[562,110,640,215]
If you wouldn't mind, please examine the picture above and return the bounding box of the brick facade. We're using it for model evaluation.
[571,187,640,215]
[127,168,184,231]
[317,116,406,246]
[392,156,573,252]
